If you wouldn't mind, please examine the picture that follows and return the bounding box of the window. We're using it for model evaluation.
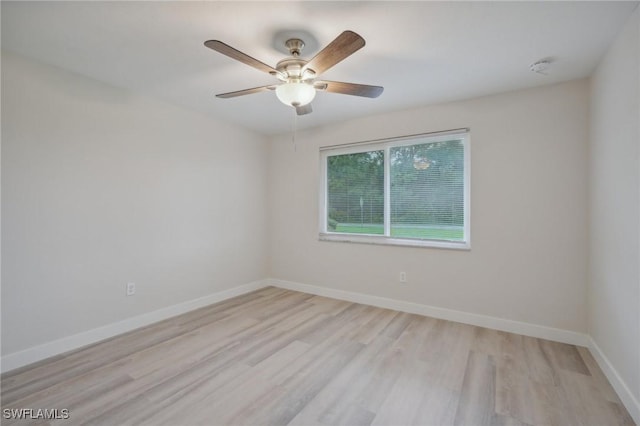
[319,130,470,249]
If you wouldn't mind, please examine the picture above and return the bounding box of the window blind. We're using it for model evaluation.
[320,130,470,249]
[326,150,384,234]
[390,139,465,241]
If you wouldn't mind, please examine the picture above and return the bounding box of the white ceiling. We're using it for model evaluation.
[2,1,638,136]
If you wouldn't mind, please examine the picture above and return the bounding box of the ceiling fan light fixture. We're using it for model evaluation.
[275,82,316,107]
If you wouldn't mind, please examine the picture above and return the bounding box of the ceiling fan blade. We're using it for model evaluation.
[295,103,313,116]
[205,40,279,75]
[315,80,384,98]
[216,85,275,99]
[302,31,365,76]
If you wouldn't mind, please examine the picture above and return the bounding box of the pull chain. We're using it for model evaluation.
[291,107,297,152]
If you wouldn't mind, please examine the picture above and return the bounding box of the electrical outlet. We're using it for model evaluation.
[126,282,136,296]
[399,272,407,283]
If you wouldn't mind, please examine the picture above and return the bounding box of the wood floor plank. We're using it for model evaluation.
[453,350,497,426]
[182,340,316,426]
[411,384,460,426]
[305,295,353,316]
[370,360,430,426]
[242,313,331,367]
[350,308,398,345]
[420,319,475,392]
[522,335,560,386]
[540,338,591,376]
[215,318,366,426]
[491,413,534,426]
[380,311,413,339]
[372,316,446,425]
[1,287,633,426]
[471,326,503,358]
[237,340,364,426]
[559,369,634,426]
[576,345,624,403]
[287,331,394,425]
[527,379,578,425]
[357,315,433,415]
[495,333,536,424]
[331,403,376,426]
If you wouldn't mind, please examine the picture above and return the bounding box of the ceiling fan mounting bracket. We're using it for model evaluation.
[285,38,305,57]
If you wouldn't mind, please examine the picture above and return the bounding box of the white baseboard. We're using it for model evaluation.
[588,337,640,425]
[1,280,268,373]
[267,278,589,347]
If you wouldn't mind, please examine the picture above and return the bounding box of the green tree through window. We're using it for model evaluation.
[327,150,384,233]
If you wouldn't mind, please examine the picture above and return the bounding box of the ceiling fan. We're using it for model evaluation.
[204,31,384,116]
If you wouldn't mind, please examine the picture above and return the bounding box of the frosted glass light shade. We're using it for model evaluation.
[275,82,316,107]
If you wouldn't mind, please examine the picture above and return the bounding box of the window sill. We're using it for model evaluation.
[319,233,471,250]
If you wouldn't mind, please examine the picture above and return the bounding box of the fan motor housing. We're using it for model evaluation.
[275,57,313,80]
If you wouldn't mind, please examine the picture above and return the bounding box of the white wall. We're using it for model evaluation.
[1,51,268,356]
[588,5,640,411]
[269,79,589,334]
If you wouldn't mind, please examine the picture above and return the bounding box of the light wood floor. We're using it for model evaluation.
[1,287,634,426]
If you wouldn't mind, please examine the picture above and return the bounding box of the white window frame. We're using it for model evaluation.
[319,129,471,250]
